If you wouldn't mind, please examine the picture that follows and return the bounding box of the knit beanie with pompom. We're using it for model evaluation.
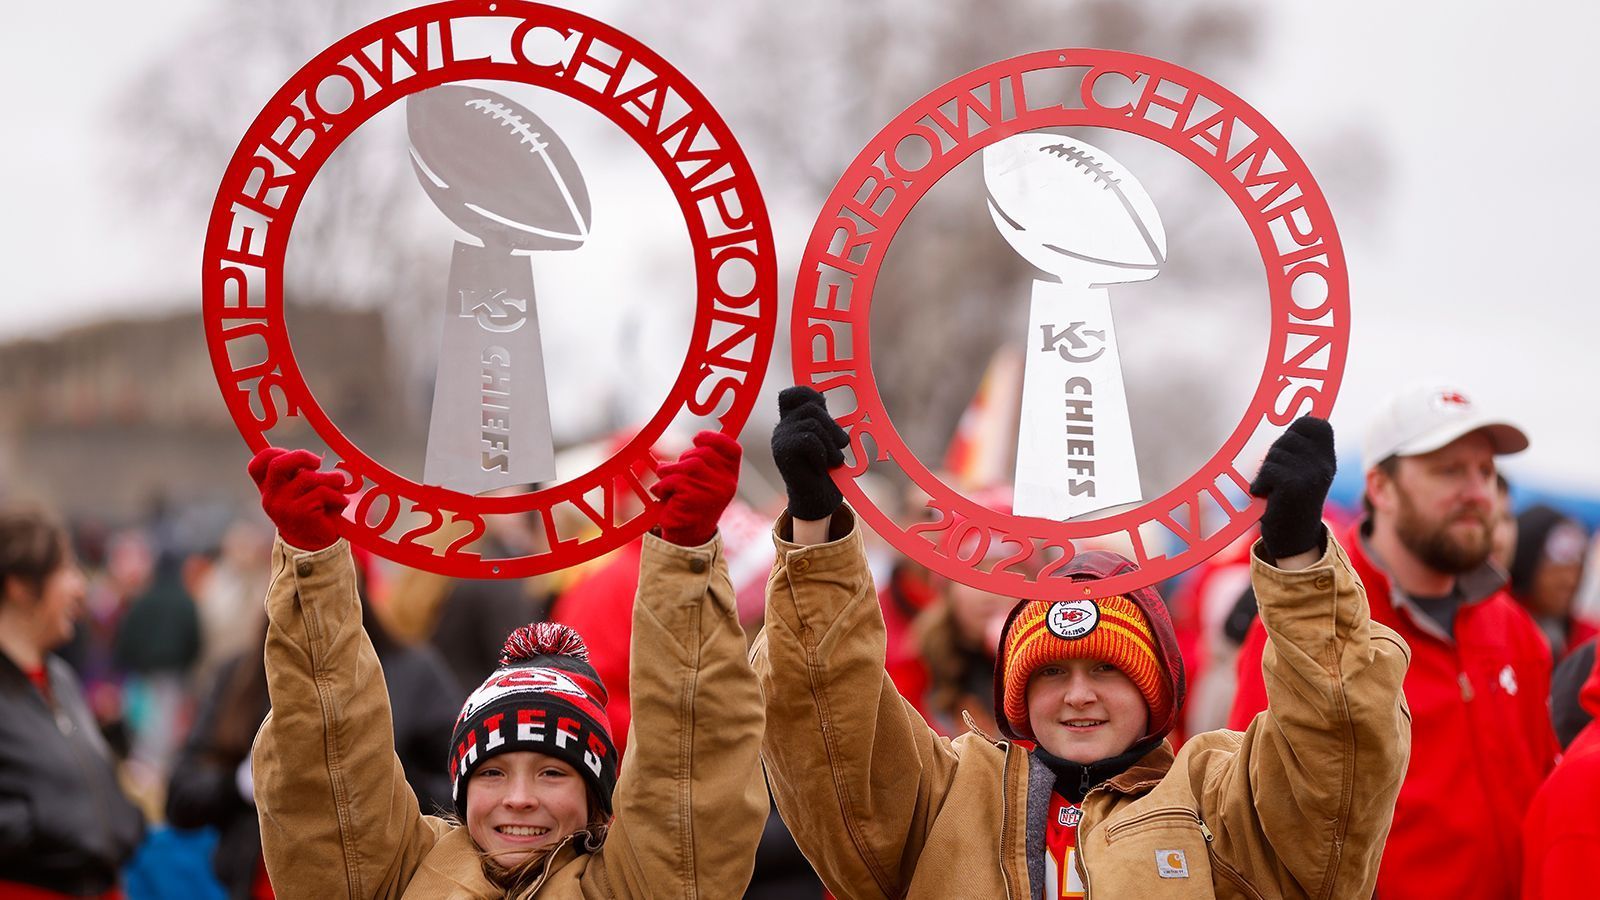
[448,623,618,819]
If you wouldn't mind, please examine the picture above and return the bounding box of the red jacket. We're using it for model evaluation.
[1523,644,1600,899]
[1228,522,1557,900]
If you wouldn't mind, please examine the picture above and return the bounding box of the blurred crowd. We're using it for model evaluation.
[2,383,1599,899]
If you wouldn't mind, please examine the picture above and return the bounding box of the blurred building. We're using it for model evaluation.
[0,304,414,521]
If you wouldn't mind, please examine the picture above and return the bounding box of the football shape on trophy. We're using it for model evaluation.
[407,84,591,251]
[984,133,1164,286]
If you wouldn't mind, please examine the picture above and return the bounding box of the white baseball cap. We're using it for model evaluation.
[1362,383,1529,470]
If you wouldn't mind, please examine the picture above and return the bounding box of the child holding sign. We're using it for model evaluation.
[754,387,1410,898]
[246,434,765,898]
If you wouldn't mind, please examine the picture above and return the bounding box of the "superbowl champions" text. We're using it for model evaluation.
[791,51,1346,598]
[203,6,776,577]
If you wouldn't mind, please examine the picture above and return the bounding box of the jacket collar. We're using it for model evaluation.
[407,828,500,896]
[1033,737,1169,803]
[1349,521,1506,644]
[0,649,54,712]
[520,837,584,894]
[1100,741,1176,795]
[409,827,591,897]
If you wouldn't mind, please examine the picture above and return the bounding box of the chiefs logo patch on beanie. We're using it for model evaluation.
[1046,600,1099,639]
[457,666,598,724]
[448,623,619,819]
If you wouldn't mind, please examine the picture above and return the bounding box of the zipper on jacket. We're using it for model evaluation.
[1102,805,1207,840]
[1211,851,1267,900]
[999,745,1017,900]
[1191,815,1272,900]
[1076,787,1098,899]
[1198,814,1269,900]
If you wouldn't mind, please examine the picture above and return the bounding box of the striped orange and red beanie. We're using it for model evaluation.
[998,595,1174,742]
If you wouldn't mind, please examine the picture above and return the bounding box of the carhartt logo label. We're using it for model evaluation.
[1047,600,1100,639]
[1156,849,1188,878]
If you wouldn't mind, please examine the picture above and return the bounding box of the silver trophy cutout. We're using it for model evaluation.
[407,85,591,495]
[984,133,1166,520]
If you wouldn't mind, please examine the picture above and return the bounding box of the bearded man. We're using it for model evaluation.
[1228,383,1558,900]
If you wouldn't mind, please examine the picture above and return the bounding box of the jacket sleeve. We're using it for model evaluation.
[589,532,768,899]
[1203,531,1412,900]
[252,538,444,900]
[750,508,965,900]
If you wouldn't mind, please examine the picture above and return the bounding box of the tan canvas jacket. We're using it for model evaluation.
[752,508,1411,899]
[253,533,767,899]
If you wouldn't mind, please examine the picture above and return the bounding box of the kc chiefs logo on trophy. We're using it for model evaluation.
[202,1,776,577]
[794,50,1348,599]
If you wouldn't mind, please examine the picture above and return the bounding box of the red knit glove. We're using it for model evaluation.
[247,447,349,551]
[652,431,741,547]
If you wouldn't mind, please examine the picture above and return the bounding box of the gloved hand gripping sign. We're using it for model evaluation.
[203,1,775,577]
[794,50,1349,599]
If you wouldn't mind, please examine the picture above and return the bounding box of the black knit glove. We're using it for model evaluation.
[771,386,849,521]
[1250,416,1336,560]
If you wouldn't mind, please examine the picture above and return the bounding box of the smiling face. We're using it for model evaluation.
[1026,657,1150,764]
[465,750,591,868]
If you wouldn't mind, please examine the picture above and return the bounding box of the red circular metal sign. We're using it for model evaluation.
[793,49,1348,599]
[204,0,776,577]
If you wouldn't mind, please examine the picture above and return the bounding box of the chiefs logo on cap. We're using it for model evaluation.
[1046,600,1100,639]
[456,666,590,724]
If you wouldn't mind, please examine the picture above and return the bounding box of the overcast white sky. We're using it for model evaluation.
[2,0,1594,496]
